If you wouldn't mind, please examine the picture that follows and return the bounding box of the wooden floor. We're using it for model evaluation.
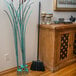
[1,63,76,76]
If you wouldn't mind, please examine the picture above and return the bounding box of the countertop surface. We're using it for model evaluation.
[40,23,76,30]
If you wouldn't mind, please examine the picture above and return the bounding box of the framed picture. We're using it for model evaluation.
[54,0,76,11]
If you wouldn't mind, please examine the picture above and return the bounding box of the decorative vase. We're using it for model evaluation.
[4,0,33,72]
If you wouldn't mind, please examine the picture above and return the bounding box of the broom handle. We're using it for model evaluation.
[37,1,41,60]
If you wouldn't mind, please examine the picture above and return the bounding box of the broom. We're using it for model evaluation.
[30,1,45,71]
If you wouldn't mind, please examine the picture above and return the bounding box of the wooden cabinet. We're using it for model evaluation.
[39,23,76,72]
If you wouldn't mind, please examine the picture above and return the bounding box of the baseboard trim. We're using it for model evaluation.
[0,62,31,75]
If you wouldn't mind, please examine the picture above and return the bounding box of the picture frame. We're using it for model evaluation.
[54,0,76,11]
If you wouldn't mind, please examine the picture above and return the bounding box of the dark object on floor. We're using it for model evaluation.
[30,2,45,71]
[30,60,45,71]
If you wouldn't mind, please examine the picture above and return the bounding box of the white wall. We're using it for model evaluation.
[0,0,76,72]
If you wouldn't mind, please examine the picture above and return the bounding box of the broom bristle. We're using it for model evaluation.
[30,61,45,71]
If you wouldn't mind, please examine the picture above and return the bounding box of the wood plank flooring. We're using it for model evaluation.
[1,63,76,76]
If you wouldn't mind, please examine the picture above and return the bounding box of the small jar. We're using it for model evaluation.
[46,14,53,24]
[41,12,46,24]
